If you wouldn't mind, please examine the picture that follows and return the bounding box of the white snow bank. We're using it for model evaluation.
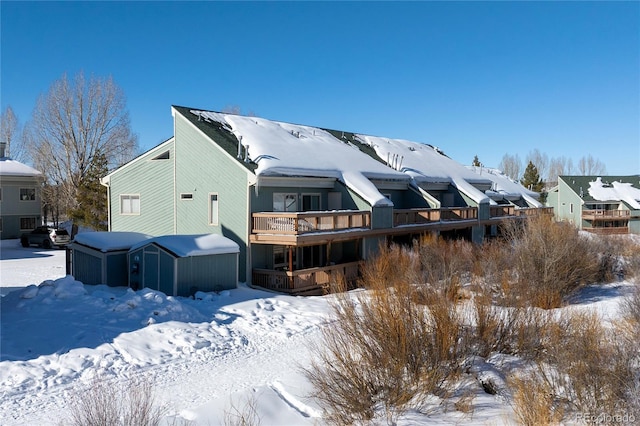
[588,177,640,209]
[73,231,152,252]
[19,276,87,300]
[0,158,42,176]
[131,234,240,257]
[191,110,410,207]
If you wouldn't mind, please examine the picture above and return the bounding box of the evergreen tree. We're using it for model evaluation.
[521,161,547,203]
[69,151,108,231]
[472,155,481,167]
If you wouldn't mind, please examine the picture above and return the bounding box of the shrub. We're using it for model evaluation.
[503,216,601,308]
[68,373,166,426]
[307,245,467,424]
[508,372,563,426]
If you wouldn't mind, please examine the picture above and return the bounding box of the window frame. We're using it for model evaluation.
[120,194,141,215]
[19,187,36,201]
[209,193,219,225]
[19,217,37,231]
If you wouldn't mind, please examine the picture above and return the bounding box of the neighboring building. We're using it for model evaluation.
[0,143,43,239]
[547,175,640,235]
[102,106,548,294]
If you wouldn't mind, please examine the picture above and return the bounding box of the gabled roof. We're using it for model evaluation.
[0,158,42,178]
[179,106,410,207]
[560,175,640,209]
[130,234,240,257]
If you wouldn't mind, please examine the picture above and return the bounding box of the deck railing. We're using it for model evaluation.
[584,227,629,235]
[252,211,370,235]
[514,207,554,217]
[252,261,361,294]
[582,210,631,220]
[490,206,515,217]
[393,207,477,226]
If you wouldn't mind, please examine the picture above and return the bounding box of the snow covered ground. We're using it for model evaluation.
[0,238,636,425]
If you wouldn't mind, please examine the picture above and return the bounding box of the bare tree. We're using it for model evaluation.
[25,71,138,216]
[498,153,522,181]
[577,154,606,176]
[0,106,26,161]
[547,156,574,185]
[526,149,549,184]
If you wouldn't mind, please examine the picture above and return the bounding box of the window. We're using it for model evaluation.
[0,218,3,231]
[20,188,36,201]
[20,217,36,230]
[302,194,320,211]
[570,203,574,214]
[274,245,296,270]
[120,194,140,215]
[152,150,170,160]
[209,193,219,225]
[180,193,193,200]
[273,193,297,212]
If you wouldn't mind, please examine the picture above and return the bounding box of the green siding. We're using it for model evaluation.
[174,114,250,282]
[371,205,393,229]
[109,141,175,236]
[556,177,584,227]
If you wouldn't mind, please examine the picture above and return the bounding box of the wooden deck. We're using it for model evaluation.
[252,211,370,235]
[582,210,631,221]
[584,227,629,235]
[393,207,478,226]
[252,261,361,295]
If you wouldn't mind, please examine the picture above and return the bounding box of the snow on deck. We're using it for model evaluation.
[588,177,640,209]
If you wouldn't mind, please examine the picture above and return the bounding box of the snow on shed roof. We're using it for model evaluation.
[0,158,42,177]
[132,234,240,257]
[74,232,152,252]
[191,110,411,207]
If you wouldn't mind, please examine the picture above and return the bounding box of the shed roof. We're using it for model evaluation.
[74,232,152,252]
[131,234,240,258]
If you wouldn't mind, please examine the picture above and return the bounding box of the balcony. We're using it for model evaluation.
[393,207,478,227]
[514,207,554,217]
[252,261,361,295]
[584,227,629,235]
[582,209,631,221]
[490,206,515,218]
[251,210,371,245]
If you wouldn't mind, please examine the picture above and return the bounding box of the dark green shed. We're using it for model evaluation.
[127,234,239,297]
[70,232,151,286]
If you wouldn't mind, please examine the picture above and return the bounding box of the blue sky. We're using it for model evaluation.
[2,1,639,175]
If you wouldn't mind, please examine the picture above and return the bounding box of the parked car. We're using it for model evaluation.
[20,226,71,249]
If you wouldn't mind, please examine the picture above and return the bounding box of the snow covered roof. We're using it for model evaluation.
[588,177,640,209]
[131,234,240,257]
[73,232,152,252]
[0,158,42,177]
[466,166,542,207]
[357,135,491,204]
[189,110,411,207]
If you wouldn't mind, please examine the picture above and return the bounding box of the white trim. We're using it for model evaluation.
[209,192,219,225]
